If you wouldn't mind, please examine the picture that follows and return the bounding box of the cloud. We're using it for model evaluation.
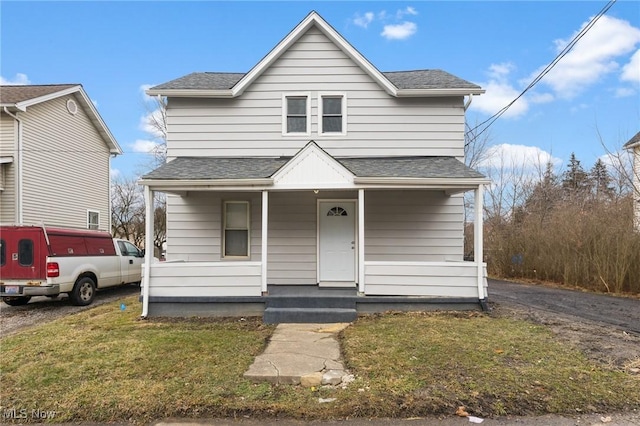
[353,7,419,41]
[614,87,636,98]
[470,63,530,118]
[0,73,30,85]
[532,15,640,98]
[131,139,161,154]
[620,49,640,84]
[110,168,121,179]
[353,12,374,29]
[478,143,562,173]
[381,22,417,40]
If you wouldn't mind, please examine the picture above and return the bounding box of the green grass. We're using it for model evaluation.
[1,299,638,422]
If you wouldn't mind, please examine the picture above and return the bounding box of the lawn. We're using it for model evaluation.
[1,297,638,423]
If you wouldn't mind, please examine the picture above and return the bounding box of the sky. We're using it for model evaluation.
[1,1,639,180]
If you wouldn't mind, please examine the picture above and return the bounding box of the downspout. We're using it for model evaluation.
[464,94,474,111]
[3,107,23,224]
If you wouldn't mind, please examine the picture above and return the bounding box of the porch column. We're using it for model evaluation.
[474,184,485,301]
[261,190,269,293]
[141,185,154,318]
[358,189,365,293]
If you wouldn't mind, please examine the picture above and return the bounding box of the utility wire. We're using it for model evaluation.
[465,0,617,146]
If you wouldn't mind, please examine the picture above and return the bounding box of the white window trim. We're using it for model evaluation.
[222,200,251,259]
[318,92,347,136]
[87,209,100,230]
[282,92,311,136]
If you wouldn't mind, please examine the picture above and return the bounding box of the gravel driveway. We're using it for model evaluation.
[0,284,140,338]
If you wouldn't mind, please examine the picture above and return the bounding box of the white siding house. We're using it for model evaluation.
[140,12,489,322]
[0,85,122,230]
[624,131,640,231]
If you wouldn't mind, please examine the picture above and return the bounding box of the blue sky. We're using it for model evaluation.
[2,1,638,179]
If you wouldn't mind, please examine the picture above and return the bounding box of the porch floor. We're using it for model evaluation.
[266,285,357,297]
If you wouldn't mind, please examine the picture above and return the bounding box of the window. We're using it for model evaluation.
[0,239,5,266]
[87,210,100,230]
[327,207,348,216]
[283,94,310,135]
[18,239,33,266]
[223,201,250,258]
[319,93,346,135]
[118,241,141,257]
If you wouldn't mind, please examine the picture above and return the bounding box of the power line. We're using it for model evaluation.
[465,0,617,146]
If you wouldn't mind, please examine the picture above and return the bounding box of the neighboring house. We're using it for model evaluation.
[624,131,640,231]
[0,84,121,230]
[139,12,490,322]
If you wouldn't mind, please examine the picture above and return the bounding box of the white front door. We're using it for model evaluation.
[319,201,356,283]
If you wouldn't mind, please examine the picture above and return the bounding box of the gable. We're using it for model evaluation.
[272,142,354,189]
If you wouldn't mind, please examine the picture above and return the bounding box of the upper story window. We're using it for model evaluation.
[319,93,347,135]
[87,210,100,230]
[283,93,310,135]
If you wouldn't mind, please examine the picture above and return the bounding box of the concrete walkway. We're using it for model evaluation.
[243,323,353,386]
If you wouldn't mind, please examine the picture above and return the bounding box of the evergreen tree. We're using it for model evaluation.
[562,153,590,201]
[589,158,613,201]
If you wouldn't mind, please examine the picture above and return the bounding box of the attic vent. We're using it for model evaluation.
[66,99,78,115]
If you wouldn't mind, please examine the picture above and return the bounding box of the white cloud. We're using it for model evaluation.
[0,73,30,85]
[614,87,636,98]
[397,6,418,19]
[140,83,156,102]
[353,12,374,29]
[110,168,121,179]
[478,144,562,172]
[470,63,530,118]
[533,15,640,98]
[381,21,417,40]
[621,49,640,84]
[131,139,161,154]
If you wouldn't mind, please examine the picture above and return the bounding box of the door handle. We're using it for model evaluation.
[129,259,133,264]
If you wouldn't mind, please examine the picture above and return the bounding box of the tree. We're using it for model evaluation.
[561,153,590,203]
[589,158,613,202]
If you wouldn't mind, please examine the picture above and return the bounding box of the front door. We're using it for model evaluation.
[318,201,356,284]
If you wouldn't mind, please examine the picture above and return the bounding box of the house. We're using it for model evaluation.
[624,131,640,231]
[0,84,121,230]
[139,11,490,322]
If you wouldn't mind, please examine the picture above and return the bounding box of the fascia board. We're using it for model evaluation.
[354,177,492,186]
[145,89,234,98]
[231,12,398,98]
[624,141,640,150]
[73,87,123,155]
[14,85,81,109]
[138,178,274,188]
[396,88,486,97]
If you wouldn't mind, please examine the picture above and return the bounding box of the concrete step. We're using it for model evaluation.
[265,296,356,310]
[263,307,357,324]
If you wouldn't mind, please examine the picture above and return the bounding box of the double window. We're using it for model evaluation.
[223,201,250,258]
[283,93,346,136]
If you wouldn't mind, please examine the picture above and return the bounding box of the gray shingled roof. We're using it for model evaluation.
[624,131,640,148]
[340,157,485,179]
[143,156,485,181]
[149,70,479,92]
[143,157,289,180]
[0,84,78,104]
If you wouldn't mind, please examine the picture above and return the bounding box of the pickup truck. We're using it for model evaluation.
[0,225,145,306]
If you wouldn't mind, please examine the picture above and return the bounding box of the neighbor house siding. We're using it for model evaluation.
[165,27,465,159]
[19,95,110,229]
[364,190,464,262]
[0,113,16,223]
[165,192,262,262]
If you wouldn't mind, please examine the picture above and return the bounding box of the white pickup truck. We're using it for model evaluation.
[0,225,145,306]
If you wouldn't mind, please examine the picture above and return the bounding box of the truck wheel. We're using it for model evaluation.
[2,296,32,306]
[70,277,96,306]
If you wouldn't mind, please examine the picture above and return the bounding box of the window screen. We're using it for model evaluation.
[322,97,343,133]
[286,97,307,133]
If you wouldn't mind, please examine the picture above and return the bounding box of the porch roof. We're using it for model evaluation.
[140,153,489,191]
[142,155,486,182]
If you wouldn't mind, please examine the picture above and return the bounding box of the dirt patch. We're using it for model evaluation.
[491,302,640,371]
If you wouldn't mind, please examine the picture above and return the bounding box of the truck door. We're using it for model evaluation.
[2,228,44,282]
[117,241,144,284]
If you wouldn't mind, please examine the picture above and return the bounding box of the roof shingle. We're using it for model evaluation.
[0,84,78,104]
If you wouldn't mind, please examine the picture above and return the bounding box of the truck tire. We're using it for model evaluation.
[70,277,96,306]
[2,296,32,306]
